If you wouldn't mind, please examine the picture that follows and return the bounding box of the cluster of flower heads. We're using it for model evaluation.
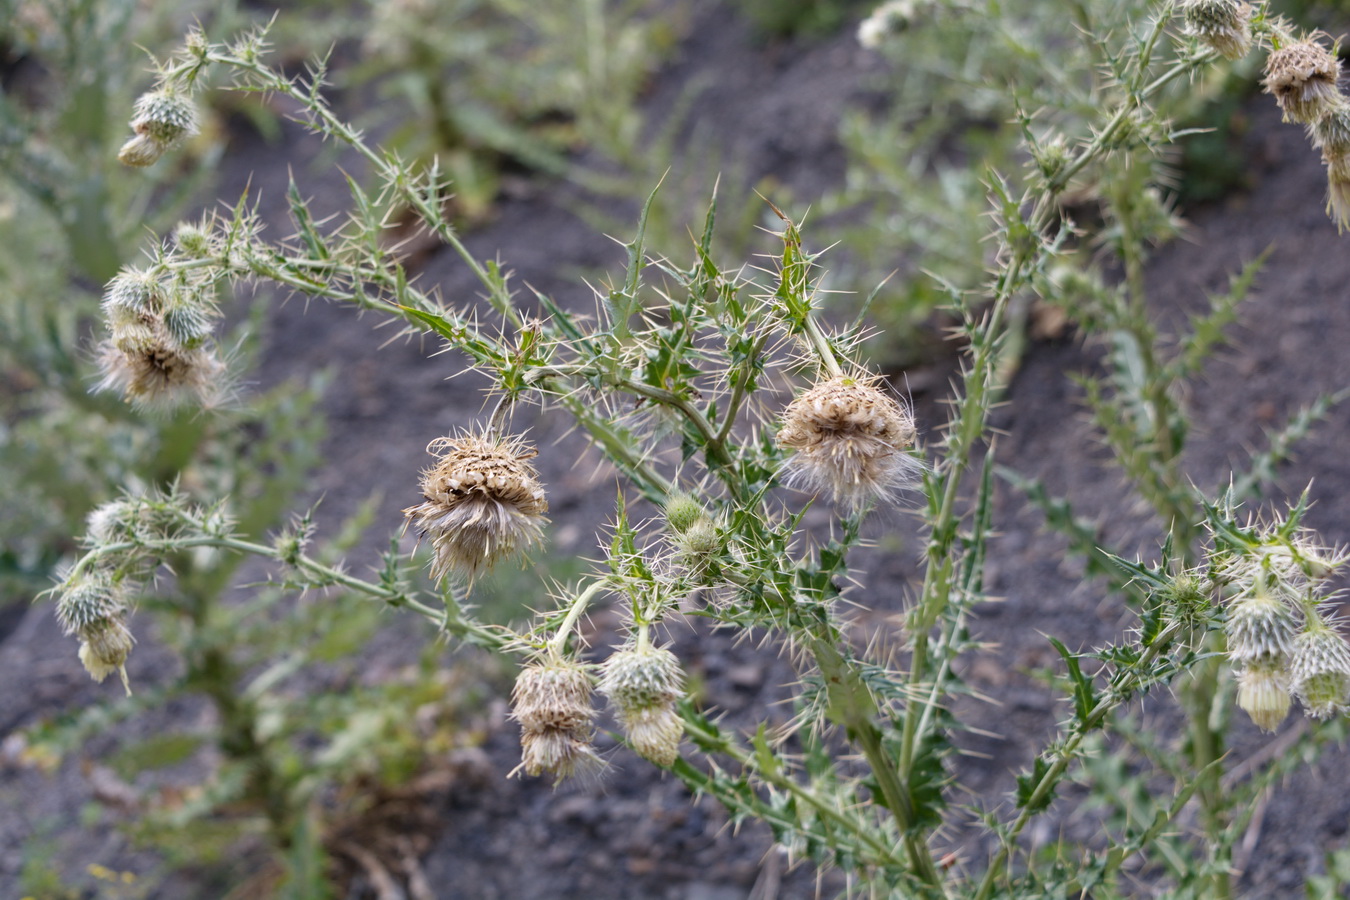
[52,493,222,690]
[117,87,199,168]
[776,374,923,510]
[97,266,225,411]
[1218,525,1350,731]
[1181,1,1350,230]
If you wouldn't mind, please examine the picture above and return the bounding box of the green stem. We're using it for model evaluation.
[972,620,1185,900]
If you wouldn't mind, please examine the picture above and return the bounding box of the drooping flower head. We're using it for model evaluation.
[777,374,922,509]
[1236,658,1292,732]
[54,569,135,688]
[118,87,199,167]
[599,642,686,767]
[1263,37,1343,124]
[1180,0,1253,61]
[1289,619,1350,718]
[404,432,548,585]
[510,658,604,780]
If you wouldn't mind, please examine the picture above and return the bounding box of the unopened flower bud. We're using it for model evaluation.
[403,433,548,585]
[103,270,165,317]
[678,518,721,558]
[1263,38,1343,125]
[174,222,215,258]
[1236,659,1291,732]
[600,643,685,766]
[1181,0,1253,61]
[777,375,923,509]
[1290,624,1350,718]
[664,492,705,535]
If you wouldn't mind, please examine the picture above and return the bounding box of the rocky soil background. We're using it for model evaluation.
[4,1,1350,897]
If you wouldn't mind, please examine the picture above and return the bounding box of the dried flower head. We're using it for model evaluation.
[1263,37,1343,124]
[403,433,548,584]
[777,375,922,509]
[1236,658,1291,732]
[511,659,604,779]
[600,643,685,767]
[96,338,225,411]
[1181,0,1253,61]
[77,618,136,684]
[1289,622,1350,718]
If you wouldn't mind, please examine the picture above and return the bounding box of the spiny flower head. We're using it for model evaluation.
[600,642,685,766]
[77,618,136,684]
[777,374,922,509]
[664,492,706,535]
[130,88,199,146]
[1180,0,1253,61]
[1263,37,1344,124]
[54,569,135,686]
[403,432,548,585]
[1289,619,1350,718]
[511,658,603,780]
[1236,658,1291,732]
[1224,583,1300,662]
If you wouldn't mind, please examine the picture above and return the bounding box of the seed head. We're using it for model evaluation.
[1236,658,1291,732]
[777,375,922,509]
[511,659,604,780]
[1181,0,1253,61]
[1224,584,1300,662]
[1289,622,1350,718]
[96,338,225,411]
[403,433,548,585]
[600,643,685,766]
[130,89,199,147]
[1263,38,1343,124]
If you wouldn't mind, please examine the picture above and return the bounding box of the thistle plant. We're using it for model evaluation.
[38,2,1350,897]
